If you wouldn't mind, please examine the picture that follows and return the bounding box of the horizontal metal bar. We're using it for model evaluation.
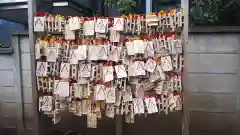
[0,3,28,10]
[2,116,16,119]
[189,91,238,95]
[0,1,86,13]
[1,101,19,103]
[190,110,236,114]
[187,52,239,55]
[0,48,13,54]
[188,72,237,75]
[190,26,240,33]
[11,30,28,36]
[0,0,27,4]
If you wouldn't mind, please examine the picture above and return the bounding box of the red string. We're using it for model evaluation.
[35,12,48,17]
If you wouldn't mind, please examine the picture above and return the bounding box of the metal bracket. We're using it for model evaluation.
[0,47,13,54]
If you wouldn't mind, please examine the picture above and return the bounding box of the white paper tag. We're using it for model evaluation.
[105,87,116,104]
[155,82,164,95]
[72,83,83,99]
[70,64,78,79]
[40,96,53,112]
[78,45,87,60]
[54,80,69,97]
[84,20,95,36]
[60,63,70,78]
[55,42,62,56]
[161,56,173,71]
[144,97,158,114]
[79,63,92,78]
[75,101,82,116]
[53,111,61,124]
[94,102,101,112]
[135,61,146,76]
[88,45,98,60]
[64,24,75,40]
[174,95,182,111]
[94,84,106,101]
[84,84,91,98]
[176,39,183,54]
[113,18,124,31]
[68,17,81,30]
[57,16,63,32]
[34,17,45,32]
[96,33,107,38]
[36,62,47,76]
[157,65,166,80]
[69,49,79,64]
[123,56,130,65]
[123,87,133,102]
[109,46,122,62]
[46,47,57,62]
[115,90,122,106]
[133,98,144,114]
[126,41,135,56]
[35,43,41,59]
[103,66,114,82]
[82,100,90,115]
[42,40,48,56]
[135,83,145,98]
[128,61,136,76]
[110,28,121,42]
[144,59,157,73]
[168,93,176,111]
[46,16,53,32]
[133,40,145,54]
[95,18,108,33]
[149,65,164,82]
[144,41,155,58]
[77,76,89,84]
[97,45,108,60]
[87,113,97,128]
[114,65,127,78]
[146,15,159,25]
[106,104,115,118]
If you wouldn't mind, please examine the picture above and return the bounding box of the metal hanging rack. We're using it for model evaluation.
[2,0,190,135]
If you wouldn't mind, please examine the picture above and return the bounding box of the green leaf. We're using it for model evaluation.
[191,0,240,26]
[104,0,136,14]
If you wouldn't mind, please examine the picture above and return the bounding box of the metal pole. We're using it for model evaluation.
[182,0,189,134]
[13,35,25,133]
[145,0,152,13]
[28,0,40,135]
